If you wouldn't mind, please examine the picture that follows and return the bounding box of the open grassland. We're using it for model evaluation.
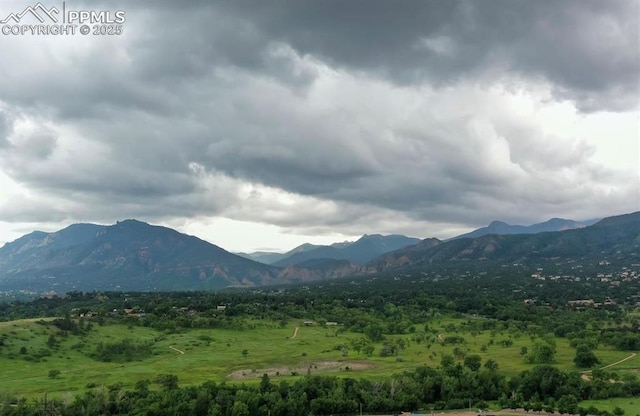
[579,398,640,415]
[0,316,636,399]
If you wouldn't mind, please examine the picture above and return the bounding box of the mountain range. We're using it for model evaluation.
[369,212,639,271]
[451,217,599,240]
[270,234,421,267]
[0,212,637,292]
[238,217,599,265]
[236,235,419,266]
[0,220,280,292]
[236,242,335,265]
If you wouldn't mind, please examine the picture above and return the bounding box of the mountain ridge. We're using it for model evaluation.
[369,212,640,272]
[451,217,600,240]
[0,212,637,292]
[235,242,324,265]
[272,234,421,267]
[0,219,281,292]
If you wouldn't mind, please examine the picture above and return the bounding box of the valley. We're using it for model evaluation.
[0,266,639,415]
[0,211,638,414]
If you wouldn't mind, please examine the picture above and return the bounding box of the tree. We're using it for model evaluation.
[364,324,385,342]
[48,369,61,379]
[46,335,57,348]
[396,338,406,351]
[440,354,455,368]
[518,365,566,401]
[573,344,599,368]
[260,373,271,394]
[526,341,555,364]
[241,349,249,357]
[556,394,578,415]
[135,379,150,395]
[531,400,543,412]
[543,398,556,414]
[155,373,178,390]
[484,359,499,371]
[464,354,482,371]
[612,406,625,416]
[379,343,396,357]
[363,344,375,356]
[230,401,250,416]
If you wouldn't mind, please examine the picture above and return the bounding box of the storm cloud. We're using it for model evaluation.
[0,0,637,250]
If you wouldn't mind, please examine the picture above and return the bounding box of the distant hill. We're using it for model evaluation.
[1,212,636,293]
[369,212,640,271]
[0,220,281,292]
[452,217,600,240]
[277,258,371,284]
[272,234,421,267]
[236,243,323,265]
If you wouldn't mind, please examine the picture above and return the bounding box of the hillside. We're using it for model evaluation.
[370,212,640,271]
[452,217,599,240]
[236,243,323,264]
[273,234,421,267]
[0,220,281,292]
[0,212,637,293]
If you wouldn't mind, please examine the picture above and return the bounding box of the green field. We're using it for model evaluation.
[579,398,640,416]
[1,315,637,399]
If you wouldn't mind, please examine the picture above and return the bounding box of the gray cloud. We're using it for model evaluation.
[213,0,639,112]
[0,109,11,148]
[0,0,637,245]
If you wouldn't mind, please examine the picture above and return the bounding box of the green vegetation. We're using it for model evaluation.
[574,344,600,368]
[579,398,640,416]
[0,268,638,414]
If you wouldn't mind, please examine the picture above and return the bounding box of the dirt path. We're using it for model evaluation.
[581,352,636,374]
[599,352,636,370]
[169,345,185,355]
[289,327,299,339]
[438,333,446,341]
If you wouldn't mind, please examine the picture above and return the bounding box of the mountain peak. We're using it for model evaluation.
[0,219,280,292]
[488,220,509,228]
[544,217,570,224]
[357,234,384,241]
[372,211,638,272]
[116,219,150,226]
[453,216,600,240]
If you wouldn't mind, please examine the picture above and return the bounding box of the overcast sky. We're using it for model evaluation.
[0,0,638,252]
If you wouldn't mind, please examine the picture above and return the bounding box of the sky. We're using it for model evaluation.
[0,0,638,253]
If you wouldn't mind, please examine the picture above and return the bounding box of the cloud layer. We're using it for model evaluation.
[0,0,638,250]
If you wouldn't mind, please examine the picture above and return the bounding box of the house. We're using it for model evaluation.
[567,299,595,308]
[123,308,146,317]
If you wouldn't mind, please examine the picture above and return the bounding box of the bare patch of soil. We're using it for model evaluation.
[228,360,374,380]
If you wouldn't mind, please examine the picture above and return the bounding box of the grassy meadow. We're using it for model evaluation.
[0,315,637,399]
[579,398,640,416]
